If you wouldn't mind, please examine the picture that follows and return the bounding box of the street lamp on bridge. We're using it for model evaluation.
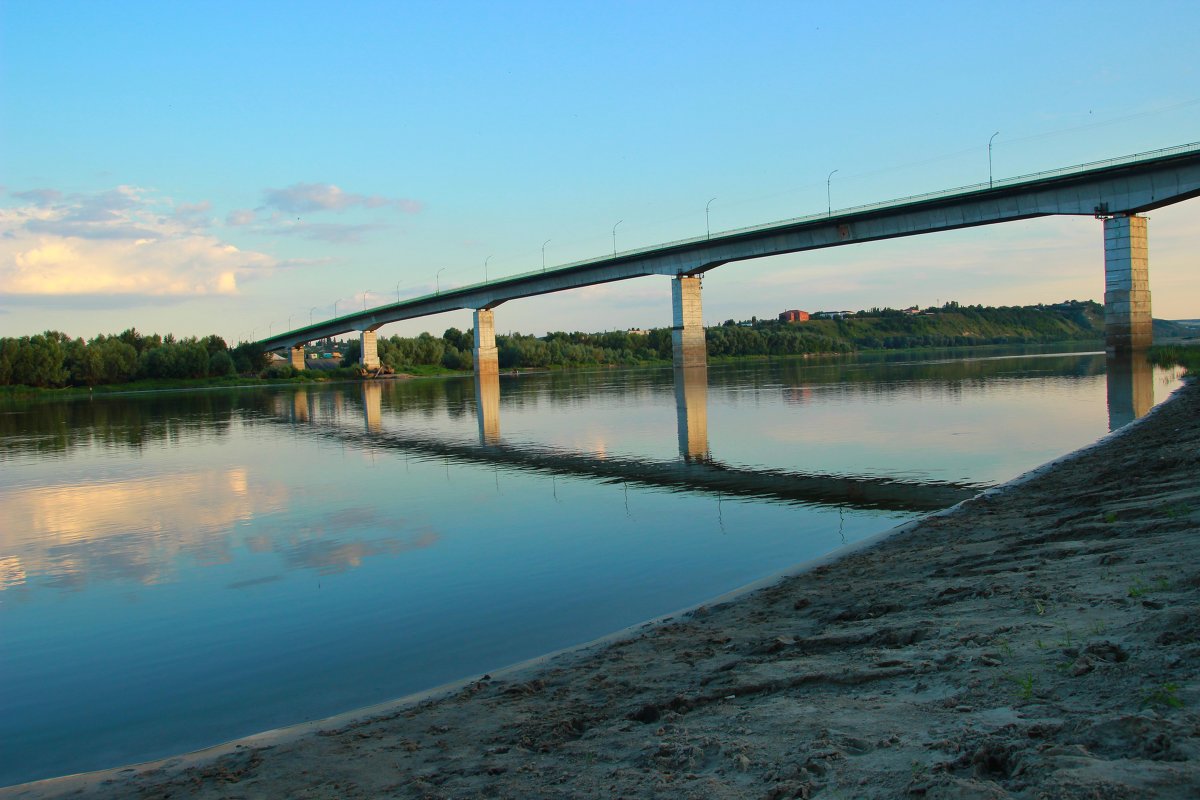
[485,255,492,283]
[989,131,1000,188]
[612,220,622,255]
[705,198,716,239]
[827,169,839,217]
[542,239,551,272]
[436,267,446,295]
[310,306,318,325]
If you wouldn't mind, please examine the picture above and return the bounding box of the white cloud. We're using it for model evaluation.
[262,182,422,215]
[0,187,278,298]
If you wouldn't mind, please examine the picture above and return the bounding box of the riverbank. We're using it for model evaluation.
[7,380,1199,798]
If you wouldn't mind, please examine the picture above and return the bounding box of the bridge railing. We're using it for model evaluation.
[265,141,1200,345]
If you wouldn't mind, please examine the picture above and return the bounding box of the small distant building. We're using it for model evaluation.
[812,310,852,320]
[626,328,652,336]
[779,309,810,323]
[903,306,921,315]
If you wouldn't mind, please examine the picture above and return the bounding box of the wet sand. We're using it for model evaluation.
[7,379,1199,799]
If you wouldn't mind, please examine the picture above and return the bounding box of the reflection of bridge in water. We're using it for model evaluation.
[280,368,990,512]
[278,353,1163,511]
[1105,353,1154,431]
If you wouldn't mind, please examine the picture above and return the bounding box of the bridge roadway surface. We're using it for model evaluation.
[264,410,983,513]
[259,143,1200,353]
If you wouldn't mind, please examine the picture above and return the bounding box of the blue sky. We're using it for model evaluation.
[2,0,1198,343]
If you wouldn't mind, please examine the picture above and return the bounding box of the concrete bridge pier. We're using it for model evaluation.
[290,345,305,371]
[360,330,381,369]
[671,276,706,369]
[674,365,710,462]
[474,308,499,375]
[1104,215,1152,353]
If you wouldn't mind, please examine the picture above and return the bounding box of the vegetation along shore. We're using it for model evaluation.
[2,300,1196,393]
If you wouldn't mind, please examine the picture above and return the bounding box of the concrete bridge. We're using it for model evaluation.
[258,142,1200,371]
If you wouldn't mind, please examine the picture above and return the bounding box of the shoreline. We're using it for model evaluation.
[6,379,1199,798]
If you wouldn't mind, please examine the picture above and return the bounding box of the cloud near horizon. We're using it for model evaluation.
[261,182,422,215]
[1,187,278,299]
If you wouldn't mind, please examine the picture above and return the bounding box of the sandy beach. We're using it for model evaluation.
[7,378,1199,799]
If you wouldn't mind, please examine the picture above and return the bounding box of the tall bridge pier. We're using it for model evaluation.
[1103,214,1151,353]
[474,308,499,375]
[360,330,381,369]
[672,276,707,370]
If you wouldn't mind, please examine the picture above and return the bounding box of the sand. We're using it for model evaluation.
[6,379,1199,799]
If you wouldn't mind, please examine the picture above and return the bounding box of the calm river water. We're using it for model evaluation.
[0,349,1183,786]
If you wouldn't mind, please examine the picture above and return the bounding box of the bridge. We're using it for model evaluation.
[258,142,1200,371]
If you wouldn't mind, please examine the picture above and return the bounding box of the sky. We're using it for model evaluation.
[2,0,1198,344]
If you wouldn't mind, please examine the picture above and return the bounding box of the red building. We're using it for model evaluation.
[779,309,810,323]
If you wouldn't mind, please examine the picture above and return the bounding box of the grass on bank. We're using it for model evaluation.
[1147,344,1200,373]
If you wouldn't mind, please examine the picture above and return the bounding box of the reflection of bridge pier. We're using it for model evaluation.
[292,389,309,423]
[362,381,383,433]
[476,370,501,444]
[674,365,709,461]
[1106,352,1153,431]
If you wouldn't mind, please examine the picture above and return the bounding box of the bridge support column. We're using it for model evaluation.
[671,275,706,369]
[474,309,499,375]
[360,330,380,369]
[290,345,305,371]
[1104,215,1152,352]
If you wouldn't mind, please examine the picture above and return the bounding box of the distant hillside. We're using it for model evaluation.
[1156,318,1200,339]
[707,301,1107,356]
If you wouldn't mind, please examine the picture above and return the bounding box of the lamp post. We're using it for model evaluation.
[612,220,622,255]
[988,131,1000,188]
[333,299,339,318]
[826,169,839,217]
[436,267,446,295]
[287,315,292,330]
[268,322,273,336]
[705,197,716,239]
[542,239,551,271]
[396,281,402,303]
[363,291,368,311]
[310,306,317,325]
[484,255,492,283]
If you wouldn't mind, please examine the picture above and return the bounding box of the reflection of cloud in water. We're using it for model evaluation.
[280,529,438,574]
[254,508,439,575]
[0,468,287,591]
[1,475,440,594]
[0,555,26,591]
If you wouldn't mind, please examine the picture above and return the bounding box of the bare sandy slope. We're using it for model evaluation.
[8,380,1200,799]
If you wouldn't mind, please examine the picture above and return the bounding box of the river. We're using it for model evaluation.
[0,348,1183,787]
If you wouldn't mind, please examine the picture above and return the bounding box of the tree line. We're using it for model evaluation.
[0,330,268,388]
[0,301,1108,388]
